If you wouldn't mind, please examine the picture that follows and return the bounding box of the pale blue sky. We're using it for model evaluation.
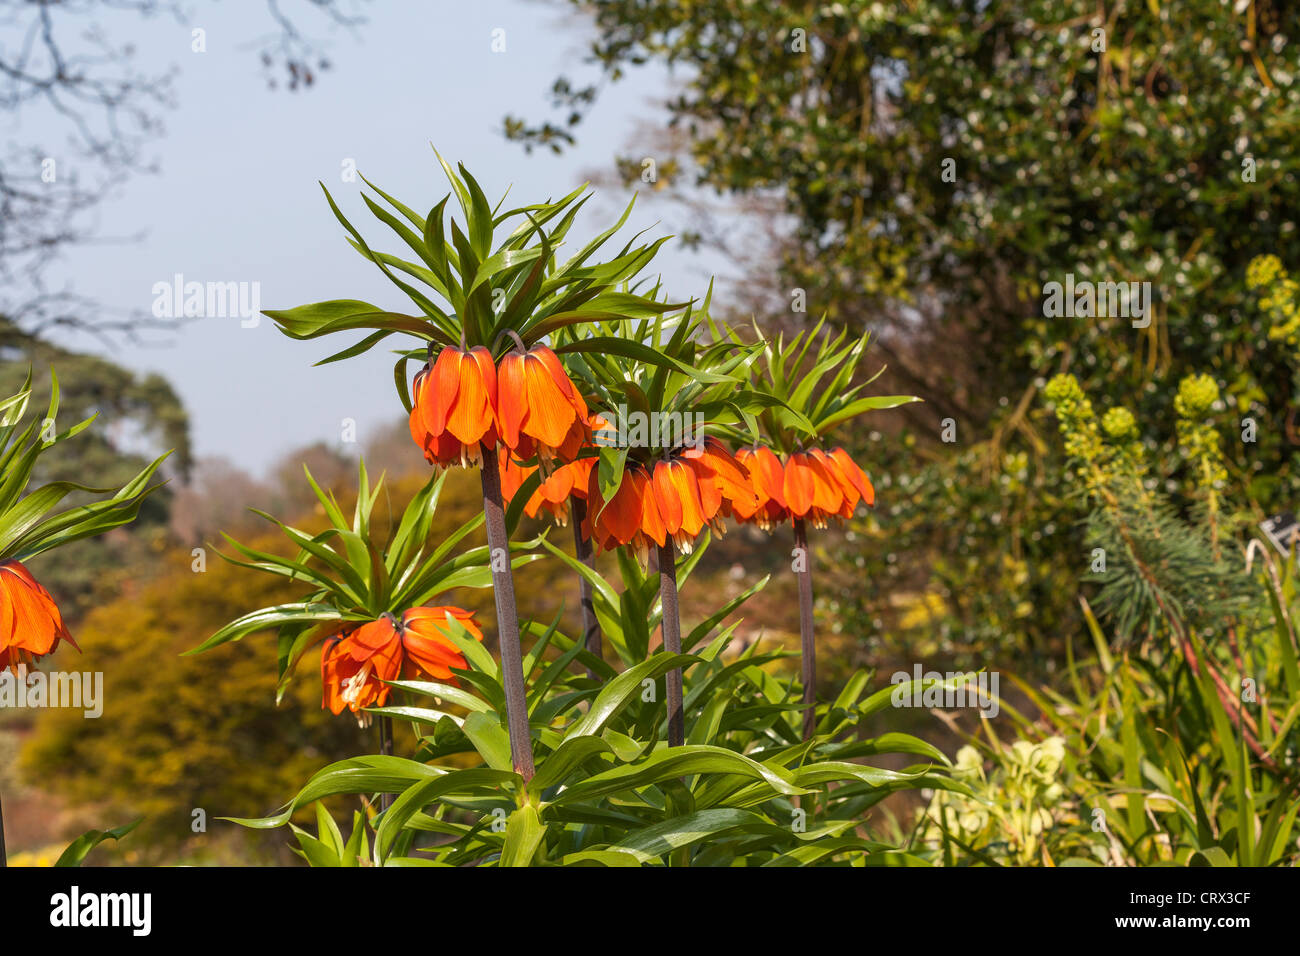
[30,0,731,474]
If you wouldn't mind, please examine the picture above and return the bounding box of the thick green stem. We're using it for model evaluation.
[794,518,816,741]
[570,496,602,679]
[480,445,536,782]
[0,786,7,867]
[658,542,685,747]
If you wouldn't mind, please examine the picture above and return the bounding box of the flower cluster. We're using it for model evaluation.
[918,738,1068,866]
[410,344,590,469]
[1043,373,1110,492]
[734,446,874,531]
[581,439,755,559]
[1174,374,1226,495]
[1247,254,1300,348]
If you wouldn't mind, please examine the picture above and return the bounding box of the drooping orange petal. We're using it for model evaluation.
[695,459,727,519]
[419,429,465,467]
[829,447,874,507]
[348,616,400,655]
[531,345,587,416]
[402,606,478,681]
[554,421,589,462]
[753,446,787,508]
[581,471,601,540]
[569,457,596,499]
[446,350,495,446]
[800,452,842,513]
[368,636,404,686]
[409,369,430,447]
[2,564,58,656]
[590,466,642,547]
[675,461,707,535]
[616,471,653,544]
[811,448,859,510]
[634,469,668,547]
[467,346,498,410]
[651,461,684,533]
[538,461,577,504]
[783,453,817,517]
[425,348,464,437]
[702,439,752,502]
[0,575,14,653]
[496,352,527,449]
[323,624,398,712]
[321,634,360,714]
[731,449,768,521]
[497,447,534,505]
[521,354,578,448]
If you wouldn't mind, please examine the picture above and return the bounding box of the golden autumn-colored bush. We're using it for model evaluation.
[18,462,580,861]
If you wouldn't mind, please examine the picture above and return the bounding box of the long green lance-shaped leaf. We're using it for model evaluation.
[565,652,698,739]
[224,756,450,829]
[498,805,546,867]
[549,745,808,805]
[53,819,142,867]
[604,808,858,865]
[375,767,520,861]
[188,602,345,654]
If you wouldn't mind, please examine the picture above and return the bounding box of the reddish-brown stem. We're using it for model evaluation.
[378,716,394,813]
[658,542,685,747]
[480,444,536,782]
[794,518,817,740]
[570,496,602,678]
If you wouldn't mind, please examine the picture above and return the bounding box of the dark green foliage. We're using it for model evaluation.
[507,0,1300,665]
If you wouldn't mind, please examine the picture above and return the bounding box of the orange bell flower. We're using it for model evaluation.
[409,346,499,468]
[497,446,597,527]
[650,458,708,553]
[584,438,755,556]
[815,447,875,514]
[0,559,76,673]
[583,462,667,560]
[321,606,482,720]
[680,437,758,527]
[496,345,589,464]
[733,445,789,530]
[783,447,875,528]
[783,450,843,528]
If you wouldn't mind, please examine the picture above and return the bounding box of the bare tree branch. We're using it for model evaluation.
[0,0,368,335]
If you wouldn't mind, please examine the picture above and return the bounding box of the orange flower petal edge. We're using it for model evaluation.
[321,606,482,721]
[0,559,75,673]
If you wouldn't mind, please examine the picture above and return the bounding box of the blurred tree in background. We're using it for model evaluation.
[21,541,368,861]
[508,0,1300,669]
[0,319,190,618]
[0,0,370,333]
[20,456,588,859]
